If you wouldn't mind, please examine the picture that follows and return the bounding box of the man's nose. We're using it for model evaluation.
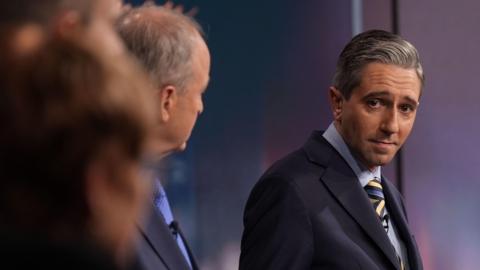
[380,108,399,134]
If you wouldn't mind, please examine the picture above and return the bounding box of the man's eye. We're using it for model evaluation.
[366,99,381,108]
[399,104,414,113]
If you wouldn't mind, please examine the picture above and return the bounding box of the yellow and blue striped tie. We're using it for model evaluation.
[364,178,387,222]
[365,178,405,270]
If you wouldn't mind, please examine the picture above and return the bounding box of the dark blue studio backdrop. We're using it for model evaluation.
[126,0,480,269]
[125,0,352,269]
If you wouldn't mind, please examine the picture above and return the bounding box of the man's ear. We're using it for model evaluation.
[158,85,178,122]
[52,11,82,39]
[329,86,344,121]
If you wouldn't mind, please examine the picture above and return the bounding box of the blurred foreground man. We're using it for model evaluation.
[117,4,211,270]
[240,30,424,270]
[0,34,156,269]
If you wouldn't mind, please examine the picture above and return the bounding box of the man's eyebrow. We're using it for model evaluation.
[362,91,391,99]
[403,96,419,105]
[362,91,419,105]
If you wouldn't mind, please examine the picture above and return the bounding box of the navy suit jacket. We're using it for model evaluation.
[136,204,198,270]
[240,131,423,270]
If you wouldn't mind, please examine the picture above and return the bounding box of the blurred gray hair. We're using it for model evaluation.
[333,29,424,99]
[116,3,204,92]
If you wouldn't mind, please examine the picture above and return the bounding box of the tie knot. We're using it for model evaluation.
[365,178,384,199]
[367,178,382,188]
[364,178,387,222]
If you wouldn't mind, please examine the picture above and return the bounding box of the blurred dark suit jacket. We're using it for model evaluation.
[240,131,423,270]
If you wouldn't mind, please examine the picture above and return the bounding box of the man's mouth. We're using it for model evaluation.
[370,139,396,145]
[369,139,397,149]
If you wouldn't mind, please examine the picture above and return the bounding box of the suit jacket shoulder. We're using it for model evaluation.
[240,131,423,270]
[240,131,341,269]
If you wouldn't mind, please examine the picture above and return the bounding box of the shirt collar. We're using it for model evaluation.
[322,122,381,187]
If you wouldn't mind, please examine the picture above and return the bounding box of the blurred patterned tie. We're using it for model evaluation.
[364,178,405,270]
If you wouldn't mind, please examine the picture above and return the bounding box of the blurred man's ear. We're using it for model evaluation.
[52,11,82,38]
[158,85,178,123]
[329,86,344,122]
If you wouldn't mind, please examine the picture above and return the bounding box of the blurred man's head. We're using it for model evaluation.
[116,4,211,157]
[329,30,423,170]
[0,0,120,26]
[1,0,125,58]
[65,0,125,57]
[0,35,156,266]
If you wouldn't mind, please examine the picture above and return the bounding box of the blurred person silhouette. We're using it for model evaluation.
[116,3,211,270]
[0,32,157,269]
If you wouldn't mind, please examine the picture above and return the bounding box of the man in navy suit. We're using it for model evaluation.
[240,30,424,270]
[116,4,210,270]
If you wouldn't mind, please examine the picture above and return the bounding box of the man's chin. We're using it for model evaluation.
[146,141,188,160]
[371,155,395,167]
[177,142,187,151]
[361,152,395,169]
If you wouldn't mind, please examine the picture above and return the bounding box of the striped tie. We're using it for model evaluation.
[364,178,387,222]
[365,178,405,270]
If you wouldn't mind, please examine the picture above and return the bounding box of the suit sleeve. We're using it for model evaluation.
[239,175,314,270]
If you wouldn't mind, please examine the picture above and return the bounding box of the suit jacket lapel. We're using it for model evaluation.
[138,204,191,270]
[174,223,199,270]
[304,132,400,270]
[383,179,423,270]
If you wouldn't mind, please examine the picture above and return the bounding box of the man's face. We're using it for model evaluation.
[168,37,211,151]
[332,62,421,170]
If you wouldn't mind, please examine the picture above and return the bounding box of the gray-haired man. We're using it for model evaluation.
[116,3,210,270]
[240,30,423,270]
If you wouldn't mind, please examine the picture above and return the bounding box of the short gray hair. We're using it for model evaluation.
[333,29,424,99]
[116,3,204,92]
